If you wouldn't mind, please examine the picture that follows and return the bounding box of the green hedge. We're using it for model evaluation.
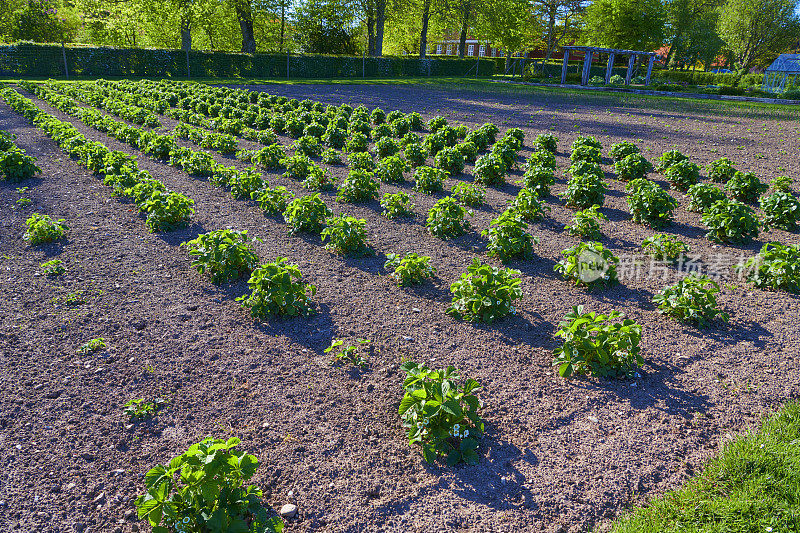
[0,42,494,79]
[652,70,764,87]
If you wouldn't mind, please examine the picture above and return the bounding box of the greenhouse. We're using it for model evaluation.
[763,54,800,93]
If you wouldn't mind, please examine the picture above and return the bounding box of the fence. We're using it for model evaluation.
[0,42,495,79]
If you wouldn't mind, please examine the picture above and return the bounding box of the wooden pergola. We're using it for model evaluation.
[561,46,657,87]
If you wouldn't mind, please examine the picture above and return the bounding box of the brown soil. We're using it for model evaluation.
[1,82,799,533]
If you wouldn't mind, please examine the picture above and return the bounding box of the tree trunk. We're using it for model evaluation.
[279,1,286,52]
[367,11,375,56]
[544,3,556,61]
[181,17,192,52]
[419,0,430,58]
[458,3,470,58]
[665,28,683,69]
[375,0,386,56]
[236,1,256,53]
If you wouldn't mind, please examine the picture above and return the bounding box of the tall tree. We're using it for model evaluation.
[534,0,583,61]
[232,0,256,53]
[717,0,800,71]
[293,0,361,54]
[664,0,723,67]
[474,0,538,69]
[581,0,665,51]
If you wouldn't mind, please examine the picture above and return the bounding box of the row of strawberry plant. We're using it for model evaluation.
[0,128,41,182]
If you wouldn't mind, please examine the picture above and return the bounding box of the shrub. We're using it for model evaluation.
[236,258,316,318]
[347,151,376,172]
[293,135,322,157]
[23,213,68,245]
[760,191,800,230]
[451,182,485,207]
[519,165,555,197]
[740,242,800,293]
[482,210,537,262]
[384,252,435,286]
[706,157,737,183]
[381,192,415,219]
[413,166,447,194]
[252,186,295,216]
[142,191,195,232]
[473,153,506,187]
[664,159,700,191]
[321,215,372,256]
[562,173,607,209]
[614,153,653,181]
[686,183,726,213]
[345,132,369,153]
[456,141,479,162]
[572,135,602,151]
[552,305,642,378]
[566,205,607,240]
[701,199,759,243]
[609,74,625,84]
[403,143,427,167]
[509,188,549,221]
[656,149,689,172]
[609,141,640,161]
[426,196,472,238]
[321,148,343,165]
[284,194,333,234]
[181,229,259,284]
[554,241,619,289]
[399,361,483,465]
[375,136,400,158]
[435,146,465,176]
[626,179,677,228]
[337,170,380,203]
[134,437,283,533]
[725,171,768,203]
[374,155,409,183]
[534,133,558,153]
[653,274,729,327]
[771,175,793,192]
[447,258,522,323]
[252,144,286,170]
[0,148,40,182]
[642,233,689,262]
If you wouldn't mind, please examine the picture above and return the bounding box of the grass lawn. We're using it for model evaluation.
[610,402,800,533]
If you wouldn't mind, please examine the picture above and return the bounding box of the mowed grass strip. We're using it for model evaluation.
[611,402,800,532]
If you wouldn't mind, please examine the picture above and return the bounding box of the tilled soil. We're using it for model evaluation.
[1,82,799,533]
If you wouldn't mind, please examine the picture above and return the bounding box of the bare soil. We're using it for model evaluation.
[1,82,799,533]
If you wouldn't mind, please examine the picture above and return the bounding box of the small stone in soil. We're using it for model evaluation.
[280,503,298,518]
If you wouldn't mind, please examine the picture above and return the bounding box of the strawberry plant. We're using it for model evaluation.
[552,305,642,378]
[451,182,485,207]
[706,157,737,183]
[482,210,538,262]
[228,168,264,200]
[614,153,653,181]
[390,117,411,137]
[292,135,321,157]
[477,123,499,144]
[303,122,325,138]
[642,233,689,262]
[456,141,479,162]
[384,252,435,286]
[447,258,522,323]
[426,196,472,238]
[490,138,518,169]
[40,259,65,276]
[562,173,606,209]
[572,135,602,151]
[0,148,40,182]
[566,205,607,240]
[182,229,260,283]
[760,191,800,230]
[78,338,106,354]
[337,170,380,203]
[375,136,400,158]
[302,167,336,192]
[701,199,759,243]
[23,213,68,245]
[399,362,483,465]
[771,175,793,192]
[435,146,465,176]
[345,132,369,153]
[321,215,372,256]
[503,127,525,147]
[740,242,800,293]
[371,124,392,142]
[347,151,376,172]
[554,241,619,289]
[381,192,414,219]
[656,149,689,172]
[653,274,729,327]
[686,183,726,213]
[526,149,556,171]
[135,437,283,533]
[569,160,604,180]
[473,153,506,187]
[509,188,549,221]
[626,178,677,228]
[237,257,316,318]
[374,155,408,183]
[428,115,448,132]
[252,144,286,170]
[252,186,295,216]
[422,130,446,156]
[284,194,332,234]
[413,166,446,194]
[321,148,342,165]
[534,133,558,153]
[142,191,195,233]
[519,165,555,197]
[570,145,602,164]
[323,127,347,149]
[464,129,489,151]
[609,141,640,161]
[281,154,315,180]
[180,151,217,177]
[664,159,700,191]
[725,171,768,203]
[124,398,162,421]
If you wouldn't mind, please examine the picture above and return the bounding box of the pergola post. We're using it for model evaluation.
[561,49,569,84]
[625,54,636,85]
[645,54,655,86]
[604,52,616,84]
[581,51,593,85]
